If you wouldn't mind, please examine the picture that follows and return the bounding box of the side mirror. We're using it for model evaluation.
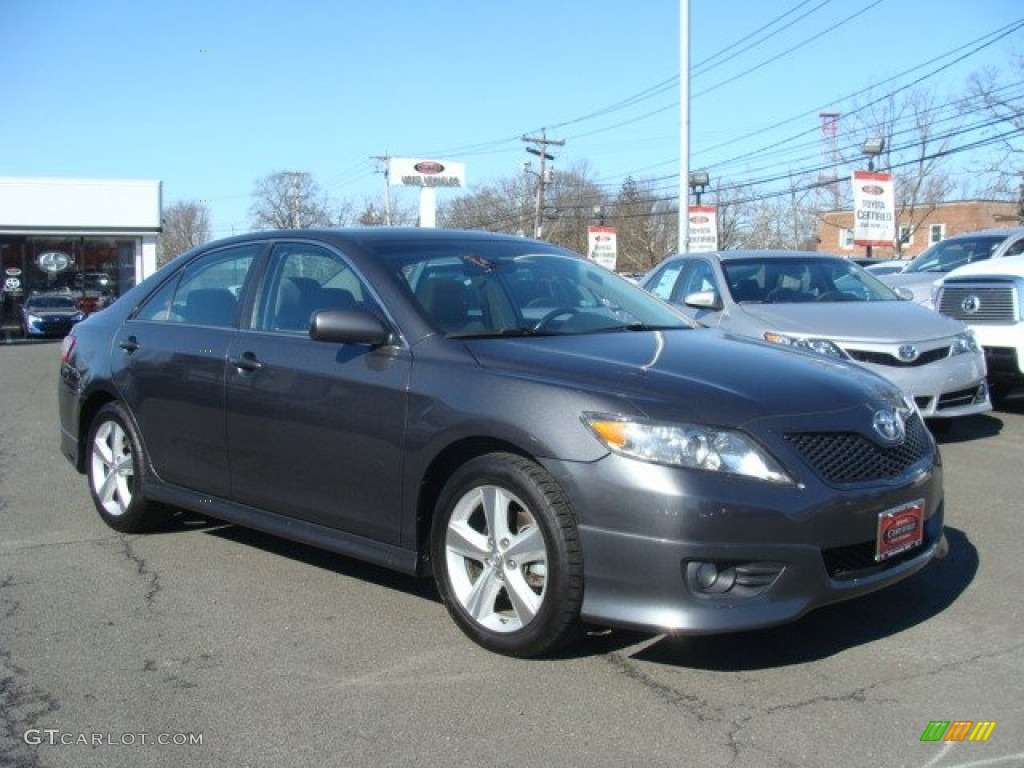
[894,287,915,301]
[309,309,393,346]
[683,289,722,310]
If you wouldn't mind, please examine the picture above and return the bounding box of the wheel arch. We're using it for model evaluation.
[414,436,534,577]
[74,389,119,472]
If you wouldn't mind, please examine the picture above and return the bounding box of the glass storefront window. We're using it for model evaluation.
[1,236,139,322]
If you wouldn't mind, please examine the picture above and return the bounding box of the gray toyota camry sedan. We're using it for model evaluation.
[58,229,946,657]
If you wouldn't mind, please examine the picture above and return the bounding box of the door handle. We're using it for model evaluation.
[118,336,139,353]
[229,352,264,372]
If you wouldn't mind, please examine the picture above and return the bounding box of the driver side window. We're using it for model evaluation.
[256,243,374,333]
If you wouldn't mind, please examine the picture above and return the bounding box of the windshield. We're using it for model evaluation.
[722,257,900,304]
[902,235,1006,274]
[372,240,690,337]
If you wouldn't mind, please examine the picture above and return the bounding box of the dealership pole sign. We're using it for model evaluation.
[386,158,467,228]
[387,158,466,188]
[687,206,718,252]
[852,170,895,247]
[587,226,617,270]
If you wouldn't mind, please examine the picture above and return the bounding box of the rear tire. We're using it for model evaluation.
[87,402,169,533]
[431,453,583,657]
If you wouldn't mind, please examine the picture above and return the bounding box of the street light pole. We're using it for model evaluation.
[689,170,709,206]
[860,137,885,259]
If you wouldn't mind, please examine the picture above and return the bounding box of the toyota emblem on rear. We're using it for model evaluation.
[873,409,906,443]
[961,295,981,314]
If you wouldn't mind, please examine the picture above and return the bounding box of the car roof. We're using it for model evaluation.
[941,226,1024,240]
[670,250,845,262]
[201,227,544,250]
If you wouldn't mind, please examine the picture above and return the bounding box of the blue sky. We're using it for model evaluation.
[2,0,1020,236]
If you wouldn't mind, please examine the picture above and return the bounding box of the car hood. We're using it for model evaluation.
[734,301,965,341]
[877,272,943,302]
[464,329,901,425]
[943,253,1024,280]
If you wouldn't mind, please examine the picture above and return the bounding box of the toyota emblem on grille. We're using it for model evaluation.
[897,344,918,361]
[873,409,906,443]
[961,295,981,314]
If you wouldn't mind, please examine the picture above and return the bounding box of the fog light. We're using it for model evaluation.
[695,562,719,589]
[976,382,988,403]
[686,561,737,595]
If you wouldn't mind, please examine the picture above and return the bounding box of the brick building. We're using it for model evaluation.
[817,199,1019,260]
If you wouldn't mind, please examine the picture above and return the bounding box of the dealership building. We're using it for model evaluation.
[1,177,161,323]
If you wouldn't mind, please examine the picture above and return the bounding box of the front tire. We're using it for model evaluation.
[431,453,583,657]
[87,402,169,533]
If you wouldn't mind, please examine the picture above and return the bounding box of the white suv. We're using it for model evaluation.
[881,227,1024,308]
[935,253,1024,405]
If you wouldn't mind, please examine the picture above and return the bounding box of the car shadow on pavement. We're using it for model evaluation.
[620,526,977,670]
[932,412,1004,443]
[185,518,444,604]
[155,514,977,664]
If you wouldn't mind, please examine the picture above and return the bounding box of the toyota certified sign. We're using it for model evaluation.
[687,205,718,252]
[852,170,895,247]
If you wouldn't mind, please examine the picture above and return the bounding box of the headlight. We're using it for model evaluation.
[71,312,86,322]
[582,413,794,484]
[951,330,979,356]
[26,313,42,324]
[763,332,846,359]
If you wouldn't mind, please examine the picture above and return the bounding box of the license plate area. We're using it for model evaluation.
[876,500,924,561]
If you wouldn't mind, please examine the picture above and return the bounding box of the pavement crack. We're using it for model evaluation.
[119,535,162,607]
[603,651,718,721]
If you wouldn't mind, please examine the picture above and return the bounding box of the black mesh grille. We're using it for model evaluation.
[846,347,950,367]
[784,413,932,485]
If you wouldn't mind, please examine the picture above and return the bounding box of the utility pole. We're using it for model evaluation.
[286,170,302,228]
[522,130,564,239]
[371,155,393,225]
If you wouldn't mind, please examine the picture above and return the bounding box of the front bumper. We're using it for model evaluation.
[542,449,943,636]
[24,318,79,337]
[857,353,990,419]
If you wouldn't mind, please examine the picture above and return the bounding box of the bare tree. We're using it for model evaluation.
[440,175,538,235]
[966,51,1024,201]
[847,87,957,255]
[540,160,609,254]
[249,171,335,230]
[158,201,211,265]
[611,177,677,271]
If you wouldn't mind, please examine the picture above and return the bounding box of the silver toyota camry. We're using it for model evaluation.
[643,250,991,423]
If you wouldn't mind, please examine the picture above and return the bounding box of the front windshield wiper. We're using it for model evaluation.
[594,322,689,333]
[447,328,543,339]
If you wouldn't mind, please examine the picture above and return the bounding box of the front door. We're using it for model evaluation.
[225,241,410,544]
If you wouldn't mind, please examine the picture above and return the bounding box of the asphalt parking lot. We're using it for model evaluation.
[2,340,1022,768]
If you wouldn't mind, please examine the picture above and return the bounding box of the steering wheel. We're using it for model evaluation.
[533,307,579,331]
[816,291,854,302]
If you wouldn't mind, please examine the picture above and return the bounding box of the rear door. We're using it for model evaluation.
[114,242,264,496]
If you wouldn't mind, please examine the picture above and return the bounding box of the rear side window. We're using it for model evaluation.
[135,244,261,326]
